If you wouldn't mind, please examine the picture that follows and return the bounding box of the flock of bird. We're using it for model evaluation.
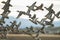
[0,0,60,40]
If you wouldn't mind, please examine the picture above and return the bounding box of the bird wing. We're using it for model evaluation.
[50,15,55,23]
[17,13,22,18]
[1,1,6,4]
[17,22,21,27]
[49,4,53,9]
[9,4,12,7]
[7,0,11,3]
[56,11,60,16]
[27,9,30,14]
[31,14,36,19]
[31,2,36,6]
[39,4,43,8]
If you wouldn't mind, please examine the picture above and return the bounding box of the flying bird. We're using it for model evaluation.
[44,4,53,11]
[1,0,12,7]
[16,11,26,18]
[55,11,60,18]
[45,16,55,26]
[34,4,44,11]
[1,0,12,14]
[37,20,45,34]
[26,2,36,18]
[37,18,47,26]
[45,12,52,20]
[27,2,36,11]
[26,9,31,18]
[44,4,55,20]
[29,14,38,24]
[29,18,38,25]
[44,4,55,13]
[2,0,11,3]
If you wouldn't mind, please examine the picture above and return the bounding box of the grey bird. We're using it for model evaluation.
[44,4,53,11]
[1,0,12,14]
[45,16,55,26]
[2,0,12,9]
[16,11,26,18]
[45,12,52,20]
[26,9,31,18]
[44,4,55,20]
[34,4,44,11]
[27,2,36,11]
[26,2,36,18]
[29,14,38,24]
[37,18,47,26]
[55,11,60,18]
[45,9,55,20]
[29,18,38,24]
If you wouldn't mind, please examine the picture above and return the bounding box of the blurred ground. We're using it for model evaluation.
[0,34,60,40]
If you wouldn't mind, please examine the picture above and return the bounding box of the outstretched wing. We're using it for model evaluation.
[1,1,6,3]
[40,4,43,8]
[31,2,36,6]
[7,0,11,3]
[31,14,36,19]
[49,4,53,9]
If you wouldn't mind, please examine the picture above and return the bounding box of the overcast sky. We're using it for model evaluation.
[0,0,60,21]
[0,0,60,28]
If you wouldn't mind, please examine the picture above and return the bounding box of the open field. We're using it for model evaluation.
[1,34,60,40]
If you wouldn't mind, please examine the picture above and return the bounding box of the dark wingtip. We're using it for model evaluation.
[35,1,36,3]
[17,10,19,12]
[26,6,29,8]
[1,1,5,3]
[44,7,46,8]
